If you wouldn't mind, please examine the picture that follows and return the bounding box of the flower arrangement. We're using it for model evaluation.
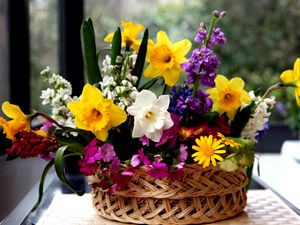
[0,10,299,214]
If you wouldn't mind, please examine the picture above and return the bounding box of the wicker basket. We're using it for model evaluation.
[92,164,248,224]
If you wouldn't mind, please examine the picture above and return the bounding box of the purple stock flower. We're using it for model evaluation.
[169,86,212,115]
[209,27,227,46]
[181,46,221,87]
[99,143,116,162]
[194,28,206,43]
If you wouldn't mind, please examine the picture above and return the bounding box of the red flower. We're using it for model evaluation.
[7,131,59,159]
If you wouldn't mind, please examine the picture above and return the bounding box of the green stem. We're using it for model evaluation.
[121,51,130,81]
[192,77,200,97]
[262,83,282,99]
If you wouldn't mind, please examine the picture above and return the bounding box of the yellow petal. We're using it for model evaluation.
[104,32,114,42]
[211,156,217,167]
[229,77,245,90]
[2,102,26,120]
[214,154,224,161]
[293,58,300,75]
[240,90,252,104]
[95,129,109,142]
[280,70,295,83]
[215,75,229,91]
[81,84,104,103]
[295,88,300,106]
[162,68,180,87]
[156,31,172,47]
[227,109,237,120]
[172,39,192,58]
[143,65,160,79]
[203,157,211,168]
[109,104,127,127]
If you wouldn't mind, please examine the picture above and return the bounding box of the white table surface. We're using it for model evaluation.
[253,141,300,212]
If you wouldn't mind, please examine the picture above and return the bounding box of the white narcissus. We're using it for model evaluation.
[127,90,173,142]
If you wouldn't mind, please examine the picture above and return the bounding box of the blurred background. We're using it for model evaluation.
[0,0,299,221]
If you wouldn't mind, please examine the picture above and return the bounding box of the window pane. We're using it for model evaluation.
[29,0,58,111]
[0,0,9,113]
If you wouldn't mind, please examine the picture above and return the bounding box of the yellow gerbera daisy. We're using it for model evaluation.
[206,75,252,120]
[280,58,300,106]
[217,133,240,148]
[104,21,145,51]
[144,31,191,87]
[0,102,31,140]
[67,84,127,141]
[192,135,226,168]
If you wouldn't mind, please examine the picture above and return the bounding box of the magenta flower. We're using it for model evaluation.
[78,160,99,176]
[139,136,149,146]
[138,148,151,167]
[148,160,169,179]
[130,154,141,167]
[110,157,120,175]
[156,113,180,148]
[178,144,188,162]
[84,138,101,164]
[99,143,116,162]
[40,120,53,132]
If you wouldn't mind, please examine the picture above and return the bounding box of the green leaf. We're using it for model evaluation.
[111,27,122,66]
[81,18,102,84]
[230,103,255,137]
[54,145,84,196]
[132,28,148,85]
[31,159,54,211]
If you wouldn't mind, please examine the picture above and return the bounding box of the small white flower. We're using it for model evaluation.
[127,90,173,142]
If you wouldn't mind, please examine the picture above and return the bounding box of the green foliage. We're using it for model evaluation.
[132,29,149,86]
[110,27,122,66]
[81,18,102,84]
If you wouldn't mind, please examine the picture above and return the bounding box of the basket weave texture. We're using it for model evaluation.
[92,164,248,224]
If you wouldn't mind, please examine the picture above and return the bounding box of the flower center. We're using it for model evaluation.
[145,111,153,119]
[219,89,241,111]
[203,146,215,157]
[91,108,102,120]
[150,44,174,70]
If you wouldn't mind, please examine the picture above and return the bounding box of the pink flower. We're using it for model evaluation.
[148,160,169,179]
[78,160,99,176]
[110,157,120,174]
[99,143,116,162]
[84,138,100,164]
[130,154,141,167]
[156,113,180,148]
[41,120,53,132]
[39,152,55,161]
[138,148,151,167]
[139,136,149,146]
[178,144,188,162]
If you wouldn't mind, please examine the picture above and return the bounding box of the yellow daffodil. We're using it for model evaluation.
[144,31,191,87]
[192,135,226,168]
[207,75,252,120]
[0,102,30,140]
[280,58,300,106]
[104,21,145,51]
[67,84,127,141]
[217,133,240,148]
